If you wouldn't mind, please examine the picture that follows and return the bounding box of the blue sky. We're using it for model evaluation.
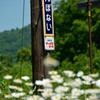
[0,0,57,32]
[0,0,30,32]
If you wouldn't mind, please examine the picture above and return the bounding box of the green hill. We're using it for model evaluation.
[0,25,31,56]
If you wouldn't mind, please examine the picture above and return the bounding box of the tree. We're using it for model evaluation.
[16,47,31,62]
[53,0,100,63]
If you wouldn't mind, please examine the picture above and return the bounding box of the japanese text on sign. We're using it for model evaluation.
[44,37,55,50]
[43,0,54,36]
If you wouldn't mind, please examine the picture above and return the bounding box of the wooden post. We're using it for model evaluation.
[88,0,93,74]
[30,0,46,85]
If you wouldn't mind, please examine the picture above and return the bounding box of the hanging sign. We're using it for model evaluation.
[44,36,55,50]
[42,0,55,50]
[42,0,54,36]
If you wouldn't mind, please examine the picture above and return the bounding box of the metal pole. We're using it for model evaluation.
[88,0,93,74]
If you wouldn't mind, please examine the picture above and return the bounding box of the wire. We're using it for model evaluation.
[20,0,25,76]
[21,0,25,49]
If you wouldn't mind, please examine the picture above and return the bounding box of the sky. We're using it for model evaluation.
[0,0,57,32]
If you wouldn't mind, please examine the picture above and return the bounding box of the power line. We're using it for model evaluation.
[20,0,25,77]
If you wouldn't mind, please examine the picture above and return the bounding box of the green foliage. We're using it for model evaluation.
[60,47,100,74]
[0,47,32,81]
[11,62,32,79]
[0,54,13,66]
[53,0,100,58]
[0,25,31,56]
[59,53,90,74]
[0,62,32,81]
[0,54,13,76]
[51,0,100,73]
[16,47,31,63]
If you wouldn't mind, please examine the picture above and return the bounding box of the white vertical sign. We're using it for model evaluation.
[44,37,55,50]
[42,0,55,50]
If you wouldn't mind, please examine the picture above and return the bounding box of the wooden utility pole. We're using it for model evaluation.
[30,0,55,86]
[30,0,46,84]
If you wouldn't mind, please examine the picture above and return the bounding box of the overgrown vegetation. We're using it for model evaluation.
[0,0,100,99]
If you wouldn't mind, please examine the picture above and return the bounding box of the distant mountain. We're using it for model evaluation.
[0,25,31,56]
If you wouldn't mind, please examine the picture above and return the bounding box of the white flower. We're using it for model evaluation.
[82,75,94,85]
[41,88,53,98]
[75,78,83,87]
[35,80,43,85]
[63,70,75,77]
[83,81,91,85]
[26,96,34,100]
[9,86,23,92]
[21,76,30,81]
[4,74,13,80]
[4,94,12,98]
[49,71,58,75]
[51,93,62,100]
[63,82,68,86]
[55,86,64,93]
[11,92,26,98]
[77,71,84,77]
[88,94,97,100]
[19,92,26,96]
[13,78,22,84]
[89,73,99,78]
[55,86,69,93]
[65,79,82,88]
[56,77,63,83]
[96,79,100,88]
[82,75,93,82]
[51,75,63,83]
[38,89,44,92]
[61,86,69,92]
[42,79,52,88]
[11,92,20,98]
[85,89,100,94]
[16,87,23,91]
[9,85,17,90]
[70,95,78,100]
[26,95,44,100]
[71,88,82,97]
[25,82,33,87]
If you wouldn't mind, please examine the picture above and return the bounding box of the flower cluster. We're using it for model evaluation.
[35,70,100,100]
[0,74,34,99]
[0,70,100,100]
